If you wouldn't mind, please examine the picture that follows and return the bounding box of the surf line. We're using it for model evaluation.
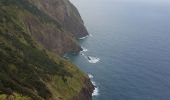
[88,74,99,96]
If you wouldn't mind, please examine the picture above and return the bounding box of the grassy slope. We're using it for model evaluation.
[0,0,88,100]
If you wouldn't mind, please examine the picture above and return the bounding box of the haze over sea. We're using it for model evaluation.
[69,0,170,100]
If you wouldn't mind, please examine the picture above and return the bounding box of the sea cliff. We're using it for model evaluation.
[0,0,93,100]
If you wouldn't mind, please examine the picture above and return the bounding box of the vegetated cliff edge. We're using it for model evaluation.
[0,0,93,100]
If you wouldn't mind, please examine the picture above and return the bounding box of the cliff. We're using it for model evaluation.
[0,0,93,100]
[28,0,89,38]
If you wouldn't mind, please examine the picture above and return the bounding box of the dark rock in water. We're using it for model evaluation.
[87,56,91,60]
[80,53,84,55]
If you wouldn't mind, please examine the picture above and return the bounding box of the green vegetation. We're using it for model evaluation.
[0,0,89,100]
[0,0,62,29]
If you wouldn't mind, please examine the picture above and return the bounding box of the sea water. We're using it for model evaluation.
[69,0,170,100]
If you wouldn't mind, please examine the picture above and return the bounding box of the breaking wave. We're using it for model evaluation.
[81,47,88,52]
[79,35,89,40]
[86,56,100,63]
[88,74,99,96]
[88,74,94,79]
[92,86,99,96]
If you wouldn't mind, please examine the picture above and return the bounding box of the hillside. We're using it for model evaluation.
[0,0,93,100]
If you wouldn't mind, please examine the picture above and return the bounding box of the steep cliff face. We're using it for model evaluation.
[23,10,82,55]
[28,0,89,38]
[1,0,88,55]
[23,0,89,54]
[0,0,93,100]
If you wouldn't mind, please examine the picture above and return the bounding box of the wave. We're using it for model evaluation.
[88,74,94,79]
[80,47,88,56]
[86,56,100,63]
[81,47,88,52]
[88,74,99,96]
[63,54,69,59]
[92,81,99,96]
[79,35,89,40]
[79,34,93,39]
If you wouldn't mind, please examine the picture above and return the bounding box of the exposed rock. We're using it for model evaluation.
[23,14,82,55]
[28,0,89,38]
[72,77,94,100]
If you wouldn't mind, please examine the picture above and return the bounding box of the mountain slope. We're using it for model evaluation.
[1,0,88,55]
[27,0,89,38]
[0,0,93,100]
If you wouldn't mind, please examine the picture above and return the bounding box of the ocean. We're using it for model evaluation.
[68,0,170,100]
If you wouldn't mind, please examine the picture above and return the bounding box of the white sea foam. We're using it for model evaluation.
[89,34,93,37]
[87,56,100,63]
[92,81,99,96]
[63,54,69,59]
[91,81,96,86]
[92,87,99,96]
[80,47,88,56]
[81,47,88,52]
[88,74,94,79]
[88,74,99,96]
[79,35,89,40]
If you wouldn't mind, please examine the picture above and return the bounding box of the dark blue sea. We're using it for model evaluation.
[68,0,170,100]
